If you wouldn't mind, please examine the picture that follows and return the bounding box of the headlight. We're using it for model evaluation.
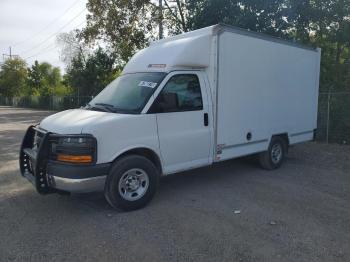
[51,135,96,164]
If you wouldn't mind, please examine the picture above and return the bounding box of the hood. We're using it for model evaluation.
[39,109,129,134]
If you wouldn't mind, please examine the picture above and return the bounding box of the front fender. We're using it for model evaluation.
[82,114,160,165]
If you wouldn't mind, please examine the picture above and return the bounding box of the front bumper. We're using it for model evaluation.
[47,161,110,193]
[19,125,111,194]
[50,176,106,193]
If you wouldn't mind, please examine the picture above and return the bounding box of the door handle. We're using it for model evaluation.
[204,113,209,126]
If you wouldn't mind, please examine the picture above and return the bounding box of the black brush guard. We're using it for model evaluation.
[19,125,54,194]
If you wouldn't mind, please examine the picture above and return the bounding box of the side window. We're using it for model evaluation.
[150,74,203,113]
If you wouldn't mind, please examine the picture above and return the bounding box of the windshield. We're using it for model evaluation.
[88,72,166,114]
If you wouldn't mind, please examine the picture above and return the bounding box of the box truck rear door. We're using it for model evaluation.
[148,71,211,174]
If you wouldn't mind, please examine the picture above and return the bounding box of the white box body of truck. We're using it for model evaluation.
[213,27,321,161]
[20,24,321,210]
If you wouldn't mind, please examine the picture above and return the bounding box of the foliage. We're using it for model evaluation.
[0,59,71,98]
[186,0,287,37]
[26,61,68,97]
[81,0,189,64]
[81,0,152,64]
[64,47,120,97]
[0,58,28,97]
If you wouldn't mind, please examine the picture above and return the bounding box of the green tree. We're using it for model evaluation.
[81,0,188,64]
[82,0,152,64]
[187,0,288,36]
[65,47,120,97]
[0,57,27,97]
[26,61,65,96]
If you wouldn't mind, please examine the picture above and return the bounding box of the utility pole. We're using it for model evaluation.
[159,0,163,39]
[2,46,19,61]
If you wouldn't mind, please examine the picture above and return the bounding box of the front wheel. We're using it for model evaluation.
[104,155,159,211]
[259,137,287,170]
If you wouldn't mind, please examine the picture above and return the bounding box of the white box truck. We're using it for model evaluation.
[20,24,321,210]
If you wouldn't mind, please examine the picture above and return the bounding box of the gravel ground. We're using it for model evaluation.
[0,106,350,262]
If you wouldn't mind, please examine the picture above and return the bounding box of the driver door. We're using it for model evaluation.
[148,71,211,174]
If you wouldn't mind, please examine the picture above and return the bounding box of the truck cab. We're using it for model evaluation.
[20,69,213,210]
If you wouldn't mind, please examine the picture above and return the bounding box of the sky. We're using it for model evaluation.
[0,0,88,72]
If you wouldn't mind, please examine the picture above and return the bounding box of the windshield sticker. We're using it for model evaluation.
[138,81,158,88]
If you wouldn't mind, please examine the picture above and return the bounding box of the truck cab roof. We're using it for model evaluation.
[122,25,215,74]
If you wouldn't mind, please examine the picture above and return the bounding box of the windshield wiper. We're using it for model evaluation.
[86,103,139,114]
[85,103,115,113]
[95,103,115,112]
[95,103,140,114]
[95,103,114,107]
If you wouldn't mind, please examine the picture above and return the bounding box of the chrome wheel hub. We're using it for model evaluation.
[118,168,149,201]
[271,143,282,164]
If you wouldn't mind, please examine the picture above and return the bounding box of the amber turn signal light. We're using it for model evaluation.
[57,154,92,163]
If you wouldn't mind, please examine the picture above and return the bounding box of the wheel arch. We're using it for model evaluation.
[113,147,163,174]
[271,133,290,146]
[270,133,290,153]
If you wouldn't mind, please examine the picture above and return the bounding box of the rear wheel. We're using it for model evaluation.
[259,136,287,170]
[104,155,159,211]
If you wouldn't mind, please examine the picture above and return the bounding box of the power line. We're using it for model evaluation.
[24,45,58,60]
[12,0,83,47]
[24,43,57,60]
[19,7,87,56]
[23,20,87,61]
[20,8,87,56]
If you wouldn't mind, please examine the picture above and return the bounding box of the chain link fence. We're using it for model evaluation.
[317,92,350,144]
[1,93,350,144]
[0,96,93,111]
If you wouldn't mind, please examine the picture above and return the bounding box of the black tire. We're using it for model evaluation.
[259,136,287,170]
[104,155,159,211]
